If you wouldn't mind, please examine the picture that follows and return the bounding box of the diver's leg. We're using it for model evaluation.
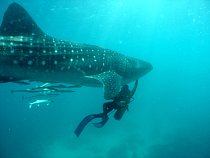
[103,102,115,114]
[91,102,113,128]
[92,115,109,128]
[74,114,104,137]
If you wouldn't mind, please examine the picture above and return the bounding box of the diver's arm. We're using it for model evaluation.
[130,80,138,97]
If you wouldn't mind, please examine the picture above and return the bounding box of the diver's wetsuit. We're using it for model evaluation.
[103,80,138,120]
[74,80,138,137]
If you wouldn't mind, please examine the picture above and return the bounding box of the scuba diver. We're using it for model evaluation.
[74,80,138,137]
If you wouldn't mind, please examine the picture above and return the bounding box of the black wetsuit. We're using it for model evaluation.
[74,80,138,137]
[102,80,138,120]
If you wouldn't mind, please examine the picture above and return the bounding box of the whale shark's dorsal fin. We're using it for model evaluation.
[0,2,44,36]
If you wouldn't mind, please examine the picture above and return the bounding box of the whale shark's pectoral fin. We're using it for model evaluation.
[85,71,122,100]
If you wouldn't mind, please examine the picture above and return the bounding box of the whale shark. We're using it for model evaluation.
[0,3,152,99]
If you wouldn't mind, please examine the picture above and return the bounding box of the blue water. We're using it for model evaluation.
[0,0,210,158]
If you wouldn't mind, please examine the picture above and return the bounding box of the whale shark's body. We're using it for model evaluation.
[0,3,152,99]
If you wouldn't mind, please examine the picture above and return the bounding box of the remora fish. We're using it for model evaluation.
[28,99,53,109]
[0,3,153,99]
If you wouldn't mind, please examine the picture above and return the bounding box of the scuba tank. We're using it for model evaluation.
[114,107,127,120]
[114,102,128,120]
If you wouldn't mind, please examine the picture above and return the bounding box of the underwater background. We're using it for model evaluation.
[0,0,210,158]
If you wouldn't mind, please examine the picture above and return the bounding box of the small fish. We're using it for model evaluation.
[29,99,53,109]
[22,93,60,101]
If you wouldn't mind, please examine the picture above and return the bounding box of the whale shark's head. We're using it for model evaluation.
[123,56,153,83]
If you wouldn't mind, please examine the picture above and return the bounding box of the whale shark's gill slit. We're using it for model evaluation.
[0,2,44,36]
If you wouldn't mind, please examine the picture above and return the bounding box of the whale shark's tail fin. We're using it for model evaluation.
[0,2,44,36]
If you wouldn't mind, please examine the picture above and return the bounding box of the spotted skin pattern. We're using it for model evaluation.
[0,3,153,99]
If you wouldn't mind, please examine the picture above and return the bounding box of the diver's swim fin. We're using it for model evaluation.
[74,114,101,137]
[92,116,109,128]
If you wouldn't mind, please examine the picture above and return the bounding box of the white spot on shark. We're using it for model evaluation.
[28,60,33,65]
[0,42,5,46]
[41,61,46,66]
[54,60,58,65]
[19,57,24,61]
[13,60,18,65]
[60,67,65,71]
[10,49,15,54]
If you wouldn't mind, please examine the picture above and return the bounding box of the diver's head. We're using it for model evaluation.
[121,85,129,92]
